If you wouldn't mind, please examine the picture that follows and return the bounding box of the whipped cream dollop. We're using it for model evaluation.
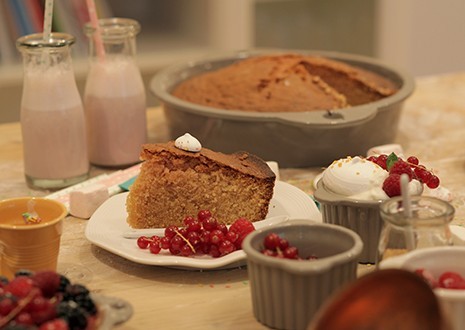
[322,156,423,200]
[175,133,202,152]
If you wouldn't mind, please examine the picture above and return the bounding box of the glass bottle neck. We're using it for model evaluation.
[17,33,75,72]
[85,18,140,60]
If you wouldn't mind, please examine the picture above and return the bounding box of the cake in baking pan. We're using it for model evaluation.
[172,53,398,112]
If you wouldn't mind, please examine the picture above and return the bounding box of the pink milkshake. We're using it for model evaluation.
[84,59,147,167]
[84,18,147,167]
[17,33,89,189]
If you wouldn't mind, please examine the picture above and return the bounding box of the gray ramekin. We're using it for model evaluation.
[150,49,414,168]
[313,180,383,264]
[242,219,363,330]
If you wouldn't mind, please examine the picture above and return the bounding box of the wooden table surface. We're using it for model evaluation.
[1,71,465,329]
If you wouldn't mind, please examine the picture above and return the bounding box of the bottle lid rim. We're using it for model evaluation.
[16,33,76,49]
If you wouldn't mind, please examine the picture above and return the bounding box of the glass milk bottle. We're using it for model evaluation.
[16,33,89,189]
[84,18,147,167]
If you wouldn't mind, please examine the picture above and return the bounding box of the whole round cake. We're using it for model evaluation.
[171,53,398,112]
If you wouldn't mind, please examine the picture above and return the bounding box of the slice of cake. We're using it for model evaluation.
[126,134,276,229]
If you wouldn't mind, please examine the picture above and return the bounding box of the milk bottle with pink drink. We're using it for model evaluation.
[17,33,89,189]
[84,18,147,167]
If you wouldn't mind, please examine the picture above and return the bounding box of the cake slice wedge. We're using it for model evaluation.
[126,141,276,229]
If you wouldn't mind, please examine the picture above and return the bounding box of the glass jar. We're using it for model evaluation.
[84,18,147,167]
[377,196,455,263]
[16,33,89,189]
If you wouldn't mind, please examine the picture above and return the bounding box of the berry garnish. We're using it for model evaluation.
[31,271,61,298]
[261,232,318,261]
[367,152,441,197]
[389,160,413,179]
[416,269,465,290]
[382,173,402,198]
[438,271,465,289]
[0,270,98,329]
[136,211,256,258]
[229,218,256,249]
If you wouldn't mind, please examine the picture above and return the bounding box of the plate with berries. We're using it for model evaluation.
[85,181,322,269]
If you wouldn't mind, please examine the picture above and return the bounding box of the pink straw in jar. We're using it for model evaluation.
[86,0,106,62]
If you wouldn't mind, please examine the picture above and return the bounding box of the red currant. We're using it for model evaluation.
[203,216,218,231]
[149,242,161,254]
[183,216,195,226]
[160,236,171,249]
[218,240,236,256]
[260,232,317,261]
[197,210,212,222]
[427,175,440,189]
[283,246,299,259]
[136,211,256,259]
[186,220,201,233]
[407,156,419,165]
[209,229,224,245]
[376,154,388,170]
[263,233,281,250]
[165,225,178,239]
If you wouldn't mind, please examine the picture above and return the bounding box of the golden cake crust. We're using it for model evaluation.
[172,53,398,112]
[126,142,276,229]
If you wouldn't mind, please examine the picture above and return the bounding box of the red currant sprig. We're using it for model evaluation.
[261,232,318,261]
[367,153,440,197]
[136,210,255,258]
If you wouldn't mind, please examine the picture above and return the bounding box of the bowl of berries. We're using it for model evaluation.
[380,246,465,330]
[242,219,363,330]
[0,269,132,329]
[314,153,442,264]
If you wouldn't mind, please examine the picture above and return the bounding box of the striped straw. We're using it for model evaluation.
[86,0,106,62]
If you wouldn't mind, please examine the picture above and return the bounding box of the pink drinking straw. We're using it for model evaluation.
[86,0,106,62]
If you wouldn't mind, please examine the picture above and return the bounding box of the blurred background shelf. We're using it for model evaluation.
[1,0,465,123]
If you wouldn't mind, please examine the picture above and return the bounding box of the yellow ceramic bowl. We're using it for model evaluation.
[0,197,67,278]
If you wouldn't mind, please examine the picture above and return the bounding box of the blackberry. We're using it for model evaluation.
[63,284,90,301]
[62,283,96,315]
[14,270,33,277]
[56,301,88,330]
[75,294,97,315]
[58,274,71,293]
[0,275,9,286]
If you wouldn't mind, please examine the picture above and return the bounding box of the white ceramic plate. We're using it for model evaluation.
[85,181,322,270]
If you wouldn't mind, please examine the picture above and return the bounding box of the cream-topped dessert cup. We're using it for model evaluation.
[314,180,383,264]
[0,197,67,279]
[314,156,424,264]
